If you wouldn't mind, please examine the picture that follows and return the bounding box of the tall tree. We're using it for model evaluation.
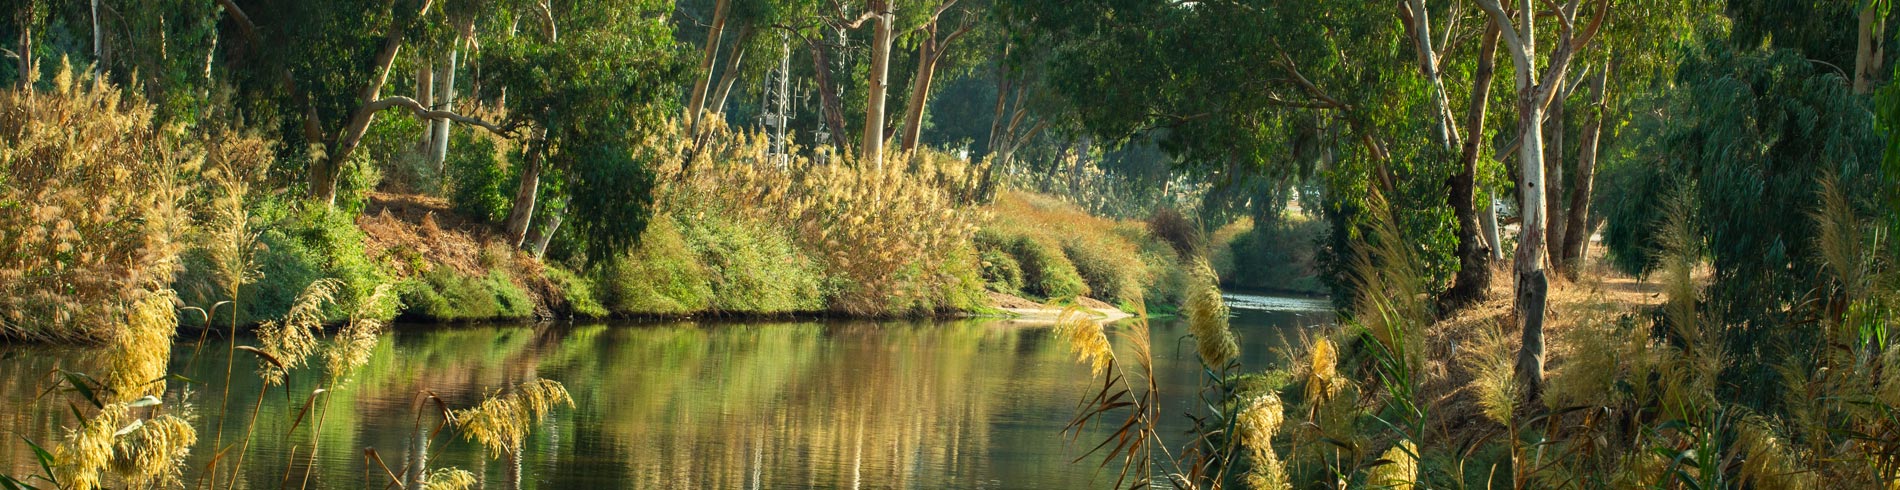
[1473,0,1607,398]
[861,0,895,170]
[897,0,978,152]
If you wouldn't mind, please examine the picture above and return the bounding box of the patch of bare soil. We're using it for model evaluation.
[987,291,1043,309]
[356,192,563,318]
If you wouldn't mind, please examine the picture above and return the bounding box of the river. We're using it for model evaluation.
[0,293,1329,489]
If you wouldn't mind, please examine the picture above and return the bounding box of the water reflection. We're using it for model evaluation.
[0,304,1327,488]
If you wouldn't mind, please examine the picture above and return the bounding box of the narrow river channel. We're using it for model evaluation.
[0,294,1329,488]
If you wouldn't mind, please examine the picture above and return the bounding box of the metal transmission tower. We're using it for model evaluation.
[759,34,800,168]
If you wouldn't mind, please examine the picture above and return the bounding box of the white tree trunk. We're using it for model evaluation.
[430,45,458,170]
[861,2,895,172]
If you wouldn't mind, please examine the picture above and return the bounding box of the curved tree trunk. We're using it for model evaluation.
[1561,65,1609,272]
[503,129,549,247]
[708,27,752,117]
[1445,21,1501,308]
[807,38,853,151]
[686,0,731,131]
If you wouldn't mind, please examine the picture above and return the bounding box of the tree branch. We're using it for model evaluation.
[368,96,517,135]
[215,0,263,46]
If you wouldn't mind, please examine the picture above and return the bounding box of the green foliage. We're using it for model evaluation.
[1215,217,1327,295]
[1602,40,1885,331]
[974,231,1027,295]
[1062,238,1143,305]
[542,266,608,319]
[444,129,513,224]
[397,269,536,322]
[673,207,826,314]
[592,219,714,316]
[177,198,389,325]
[1009,236,1089,301]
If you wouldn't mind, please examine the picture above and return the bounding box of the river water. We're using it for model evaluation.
[0,293,1329,489]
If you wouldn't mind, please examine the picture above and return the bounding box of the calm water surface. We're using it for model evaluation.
[0,294,1329,488]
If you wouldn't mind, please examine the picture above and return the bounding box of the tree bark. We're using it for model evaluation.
[16,1,34,89]
[1444,22,1502,308]
[1544,78,1567,274]
[1482,191,1504,260]
[1475,0,1606,401]
[861,1,895,171]
[429,42,458,170]
[687,0,731,130]
[416,61,435,154]
[1560,64,1609,271]
[503,128,549,248]
[1857,2,1886,94]
[709,27,752,117]
[313,3,416,207]
[525,207,563,259]
[899,33,941,153]
[807,38,853,150]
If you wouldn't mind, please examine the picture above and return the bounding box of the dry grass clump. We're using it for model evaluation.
[419,467,479,490]
[50,399,197,490]
[0,61,193,342]
[104,292,179,403]
[255,279,342,386]
[453,378,575,458]
[1238,392,1291,490]
[1184,260,1238,369]
[664,127,986,316]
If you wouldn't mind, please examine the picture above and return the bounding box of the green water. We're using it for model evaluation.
[0,294,1329,489]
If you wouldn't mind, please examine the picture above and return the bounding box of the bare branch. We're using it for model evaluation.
[216,0,263,46]
[368,96,517,135]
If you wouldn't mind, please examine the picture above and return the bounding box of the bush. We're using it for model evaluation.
[673,207,826,314]
[398,269,535,322]
[542,266,608,318]
[1010,236,1090,300]
[974,230,1026,294]
[1063,237,1145,305]
[1147,207,1204,258]
[444,128,514,224]
[182,199,394,324]
[592,218,713,315]
[1216,217,1326,295]
[0,66,193,342]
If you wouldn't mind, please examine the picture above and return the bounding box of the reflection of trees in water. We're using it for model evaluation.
[0,319,1111,488]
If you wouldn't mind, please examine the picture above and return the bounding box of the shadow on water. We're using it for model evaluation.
[0,295,1329,489]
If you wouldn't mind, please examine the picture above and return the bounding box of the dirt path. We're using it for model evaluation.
[984,291,1133,324]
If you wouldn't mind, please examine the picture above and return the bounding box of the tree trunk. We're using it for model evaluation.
[1407,0,1460,150]
[1561,65,1608,271]
[313,8,412,207]
[503,129,549,248]
[430,43,458,170]
[807,39,853,150]
[16,3,33,89]
[709,27,752,117]
[1482,192,1504,260]
[861,1,895,171]
[1857,2,1886,94]
[1445,21,1501,308]
[687,0,731,130]
[525,208,563,259]
[416,61,434,154]
[1544,78,1567,273]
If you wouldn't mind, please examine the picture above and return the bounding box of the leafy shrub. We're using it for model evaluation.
[1010,236,1090,300]
[974,230,1026,294]
[1063,237,1145,305]
[542,265,607,318]
[592,218,713,315]
[0,66,192,341]
[673,208,826,314]
[1147,207,1204,258]
[444,128,514,224]
[398,269,535,322]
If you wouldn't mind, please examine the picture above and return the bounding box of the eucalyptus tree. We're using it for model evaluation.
[896,0,983,153]
[1472,0,1608,398]
[219,0,514,208]
[479,0,690,251]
